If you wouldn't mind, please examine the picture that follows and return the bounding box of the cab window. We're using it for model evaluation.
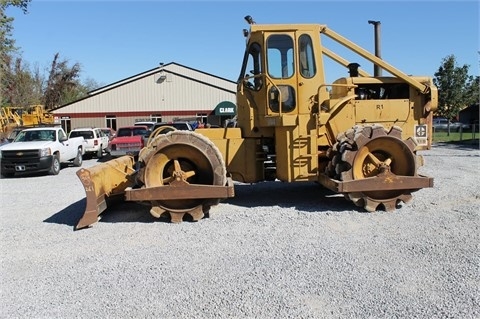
[267,34,294,79]
[299,34,316,78]
[241,42,263,91]
[58,129,66,140]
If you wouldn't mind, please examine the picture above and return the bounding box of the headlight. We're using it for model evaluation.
[0,150,2,159]
[40,147,51,157]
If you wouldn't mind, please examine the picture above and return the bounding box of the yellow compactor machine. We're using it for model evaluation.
[75,18,437,229]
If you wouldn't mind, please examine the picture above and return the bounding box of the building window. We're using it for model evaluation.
[61,117,71,133]
[151,114,162,122]
[106,115,117,131]
[196,113,207,125]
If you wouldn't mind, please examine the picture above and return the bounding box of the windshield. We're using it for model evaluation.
[116,128,133,137]
[116,127,147,137]
[133,128,148,135]
[14,130,56,142]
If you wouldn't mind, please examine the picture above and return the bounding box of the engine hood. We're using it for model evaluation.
[0,140,53,151]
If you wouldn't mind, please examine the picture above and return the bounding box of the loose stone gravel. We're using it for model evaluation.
[0,142,479,318]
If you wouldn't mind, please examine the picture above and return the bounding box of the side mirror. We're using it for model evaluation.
[59,136,68,142]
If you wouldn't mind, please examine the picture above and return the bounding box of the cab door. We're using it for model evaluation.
[58,129,76,160]
[264,32,297,117]
[237,31,267,121]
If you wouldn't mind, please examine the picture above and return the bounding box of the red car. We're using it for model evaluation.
[100,127,116,141]
[109,125,148,157]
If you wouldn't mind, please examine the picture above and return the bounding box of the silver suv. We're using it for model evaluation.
[143,122,194,145]
[150,121,193,132]
[68,127,110,158]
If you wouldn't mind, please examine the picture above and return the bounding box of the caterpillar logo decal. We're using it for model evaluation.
[414,124,428,146]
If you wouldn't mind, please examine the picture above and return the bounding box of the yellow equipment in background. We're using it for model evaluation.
[20,105,55,126]
[75,18,437,229]
[0,105,55,140]
[0,107,22,139]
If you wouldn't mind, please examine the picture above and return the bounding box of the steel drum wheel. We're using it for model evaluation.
[139,131,226,222]
[335,125,418,211]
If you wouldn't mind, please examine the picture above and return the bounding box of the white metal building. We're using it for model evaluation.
[50,62,237,133]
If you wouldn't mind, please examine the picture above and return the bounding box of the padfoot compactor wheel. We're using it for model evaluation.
[136,130,227,222]
[331,125,421,212]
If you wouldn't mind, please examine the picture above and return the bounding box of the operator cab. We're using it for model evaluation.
[238,18,328,132]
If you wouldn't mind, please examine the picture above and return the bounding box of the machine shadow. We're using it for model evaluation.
[224,181,362,213]
[44,199,159,229]
[45,181,363,229]
[44,199,88,227]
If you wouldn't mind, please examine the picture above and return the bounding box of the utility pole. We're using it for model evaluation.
[368,20,382,76]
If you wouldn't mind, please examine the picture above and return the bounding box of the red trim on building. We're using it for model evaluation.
[53,110,213,118]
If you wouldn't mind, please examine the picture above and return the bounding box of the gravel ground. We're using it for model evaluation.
[0,143,479,319]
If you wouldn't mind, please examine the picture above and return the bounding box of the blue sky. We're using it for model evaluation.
[7,0,479,87]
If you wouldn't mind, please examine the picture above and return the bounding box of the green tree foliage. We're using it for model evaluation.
[464,74,479,107]
[1,1,97,109]
[0,0,30,55]
[1,0,31,105]
[2,51,90,109]
[2,55,43,106]
[433,55,472,120]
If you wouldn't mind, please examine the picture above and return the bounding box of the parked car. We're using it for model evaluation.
[0,137,10,147]
[143,121,194,144]
[109,125,149,157]
[433,118,470,132]
[134,121,156,132]
[0,126,85,177]
[225,117,238,128]
[68,127,110,158]
[7,127,25,142]
[100,127,116,141]
[153,121,194,131]
[6,124,58,142]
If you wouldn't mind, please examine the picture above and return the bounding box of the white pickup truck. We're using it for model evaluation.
[0,126,86,177]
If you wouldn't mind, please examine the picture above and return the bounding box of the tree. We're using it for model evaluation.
[1,1,96,109]
[82,77,104,92]
[43,53,82,109]
[0,0,30,55]
[2,54,43,106]
[464,75,479,107]
[433,55,471,120]
[1,0,31,105]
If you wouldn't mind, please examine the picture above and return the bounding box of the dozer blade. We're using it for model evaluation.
[76,156,136,230]
[318,172,434,193]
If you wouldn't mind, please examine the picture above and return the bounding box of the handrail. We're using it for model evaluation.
[320,26,431,95]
